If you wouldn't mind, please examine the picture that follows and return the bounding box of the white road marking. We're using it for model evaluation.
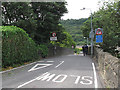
[55,61,64,68]
[46,61,54,62]
[52,74,67,83]
[80,76,93,85]
[17,72,48,88]
[0,60,54,73]
[17,72,94,88]
[17,78,36,88]
[28,64,52,72]
[0,62,37,74]
[70,75,81,84]
[37,61,44,62]
[36,72,56,81]
[70,75,93,85]
[92,63,98,88]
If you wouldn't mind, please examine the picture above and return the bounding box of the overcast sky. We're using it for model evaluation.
[62,0,108,20]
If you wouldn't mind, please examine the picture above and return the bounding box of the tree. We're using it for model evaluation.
[2,2,68,44]
[2,2,37,38]
[60,19,87,45]
[31,2,68,44]
[81,1,120,55]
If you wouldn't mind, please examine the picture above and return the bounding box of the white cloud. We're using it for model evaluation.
[62,0,100,20]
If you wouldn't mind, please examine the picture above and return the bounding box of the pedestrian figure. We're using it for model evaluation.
[82,44,88,56]
[74,49,77,55]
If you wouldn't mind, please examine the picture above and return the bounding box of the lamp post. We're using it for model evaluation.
[80,8,94,57]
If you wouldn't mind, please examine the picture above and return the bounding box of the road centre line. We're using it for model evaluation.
[55,61,64,68]
[92,63,98,88]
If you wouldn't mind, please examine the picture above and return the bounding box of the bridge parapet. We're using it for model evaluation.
[93,47,120,88]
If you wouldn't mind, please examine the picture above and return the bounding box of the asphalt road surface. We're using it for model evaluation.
[2,53,104,89]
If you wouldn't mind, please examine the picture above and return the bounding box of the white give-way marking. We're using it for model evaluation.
[55,61,64,68]
[28,64,52,72]
[92,63,98,88]
[47,61,54,62]
[37,61,54,63]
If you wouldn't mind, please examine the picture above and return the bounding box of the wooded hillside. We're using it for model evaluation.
[60,19,87,45]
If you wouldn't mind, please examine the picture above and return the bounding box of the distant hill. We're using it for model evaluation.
[60,18,87,45]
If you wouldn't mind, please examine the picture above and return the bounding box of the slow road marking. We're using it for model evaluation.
[17,72,93,88]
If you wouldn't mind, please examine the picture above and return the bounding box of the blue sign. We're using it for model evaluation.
[96,35,103,43]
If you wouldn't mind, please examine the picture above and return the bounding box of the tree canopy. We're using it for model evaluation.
[2,2,77,48]
[60,19,87,45]
[81,1,120,55]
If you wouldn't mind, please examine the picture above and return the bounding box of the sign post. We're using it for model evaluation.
[95,28,103,43]
[50,32,57,55]
[50,32,57,41]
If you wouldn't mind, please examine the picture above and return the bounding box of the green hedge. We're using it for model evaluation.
[1,26,39,68]
[38,44,48,58]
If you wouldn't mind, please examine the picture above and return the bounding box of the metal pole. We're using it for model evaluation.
[80,8,94,57]
[87,38,88,46]
[90,10,93,57]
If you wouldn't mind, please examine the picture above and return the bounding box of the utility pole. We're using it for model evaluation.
[90,10,94,57]
[80,8,94,57]
[87,37,88,46]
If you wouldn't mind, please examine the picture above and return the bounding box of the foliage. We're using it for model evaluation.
[37,44,48,58]
[2,2,37,39]
[81,1,120,56]
[30,2,68,44]
[1,26,39,68]
[117,53,120,58]
[2,2,68,44]
[50,30,76,48]
[74,48,82,54]
[60,19,87,45]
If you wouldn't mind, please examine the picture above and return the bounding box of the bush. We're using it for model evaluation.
[38,44,48,58]
[117,53,120,58]
[74,48,81,54]
[1,26,38,68]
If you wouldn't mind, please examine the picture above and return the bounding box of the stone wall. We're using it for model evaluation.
[93,47,120,88]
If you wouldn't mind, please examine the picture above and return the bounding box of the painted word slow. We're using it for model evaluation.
[36,72,93,85]
[17,72,93,88]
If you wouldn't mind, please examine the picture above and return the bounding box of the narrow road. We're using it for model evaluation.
[2,54,104,89]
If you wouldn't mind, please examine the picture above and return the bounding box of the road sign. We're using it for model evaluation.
[89,31,94,38]
[96,35,103,43]
[50,37,57,41]
[52,32,56,37]
[95,28,103,35]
